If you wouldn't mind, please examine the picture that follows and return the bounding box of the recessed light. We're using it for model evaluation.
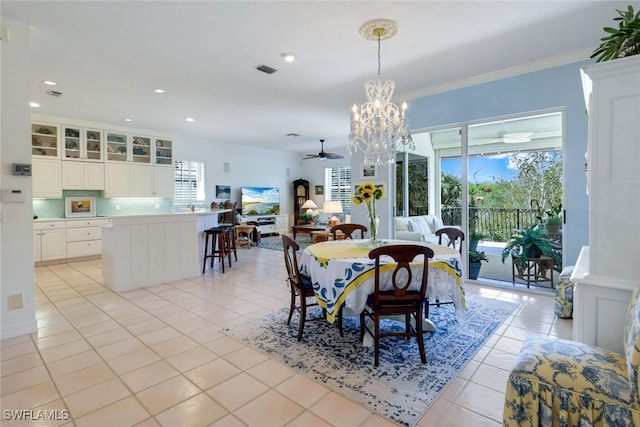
[42,80,57,86]
[281,52,296,62]
[154,89,165,94]
[185,117,195,122]
[123,118,133,122]
[29,102,41,108]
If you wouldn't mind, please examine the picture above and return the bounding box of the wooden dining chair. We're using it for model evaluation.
[360,244,434,366]
[435,227,465,255]
[331,223,367,240]
[282,234,326,341]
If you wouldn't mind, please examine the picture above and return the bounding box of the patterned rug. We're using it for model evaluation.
[257,235,312,252]
[222,295,518,426]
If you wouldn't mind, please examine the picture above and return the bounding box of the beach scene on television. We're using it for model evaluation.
[241,187,280,215]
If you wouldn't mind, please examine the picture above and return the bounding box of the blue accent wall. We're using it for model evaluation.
[406,60,590,266]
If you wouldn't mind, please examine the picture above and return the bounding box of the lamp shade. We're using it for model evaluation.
[301,200,318,210]
[323,200,343,214]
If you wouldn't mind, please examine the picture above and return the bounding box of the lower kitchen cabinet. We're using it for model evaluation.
[34,221,66,262]
[65,218,110,258]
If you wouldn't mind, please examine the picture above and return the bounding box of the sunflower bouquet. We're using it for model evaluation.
[353,182,384,242]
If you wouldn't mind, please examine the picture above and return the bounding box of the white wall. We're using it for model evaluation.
[174,137,349,223]
[1,17,38,339]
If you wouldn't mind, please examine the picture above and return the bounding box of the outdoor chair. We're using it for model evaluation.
[331,223,367,240]
[360,244,434,366]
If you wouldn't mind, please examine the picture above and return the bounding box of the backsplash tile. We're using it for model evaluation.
[33,191,173,219]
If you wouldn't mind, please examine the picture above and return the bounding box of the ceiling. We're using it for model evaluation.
[2,1,621,156]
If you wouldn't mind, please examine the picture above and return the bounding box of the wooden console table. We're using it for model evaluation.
[292,224,326,240]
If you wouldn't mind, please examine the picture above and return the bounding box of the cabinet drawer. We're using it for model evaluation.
[66,240,102,258]
[34,221,65,231]
[66,218,110,228]
[66,227,102,242]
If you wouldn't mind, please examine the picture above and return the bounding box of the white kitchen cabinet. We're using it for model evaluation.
[131,135,152,164]
[104,163,131,197]
[32,158,62,199]
[62,126,103,162]
[572,55,640,354]
[154,138,173,166]
[153,165,174,198]
[65,218,110,258]
[130,164,154,196]
[34,221,66,261]
[62,161,104,190]
[105,163,172,198]
[105,131,129,162]
[31,122,60,158]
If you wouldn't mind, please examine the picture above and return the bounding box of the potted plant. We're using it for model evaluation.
[298,212,313,225]
[469,231,487,252]
[501,226,559,267]
[591,5,640,63]
[468,250,489,280]
[544,204,562,234]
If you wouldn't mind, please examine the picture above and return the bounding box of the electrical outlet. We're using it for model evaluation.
[8,294,23,310]
[154,203,160,209]
[115,204,120,211]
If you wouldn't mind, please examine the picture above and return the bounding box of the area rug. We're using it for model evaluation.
[222,295,519,426]
[257,235,312,252]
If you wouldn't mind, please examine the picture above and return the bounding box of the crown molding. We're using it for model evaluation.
[398,48,593,101]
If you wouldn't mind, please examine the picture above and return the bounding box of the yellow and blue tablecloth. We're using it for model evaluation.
[299,239,466,323]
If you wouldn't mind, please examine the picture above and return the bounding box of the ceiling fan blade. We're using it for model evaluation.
[303,154,319,160]
[325,153,344,159]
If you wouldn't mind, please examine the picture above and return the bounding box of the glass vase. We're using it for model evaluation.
[369,215,379,246]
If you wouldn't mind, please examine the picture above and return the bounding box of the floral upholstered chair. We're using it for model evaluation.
[504,287,640,426]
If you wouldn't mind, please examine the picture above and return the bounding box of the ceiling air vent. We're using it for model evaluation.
[286,133,300,137]
[46,90,62,97]
[256,65,277,75]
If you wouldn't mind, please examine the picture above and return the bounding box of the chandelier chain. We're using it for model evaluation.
[377,33,381,76]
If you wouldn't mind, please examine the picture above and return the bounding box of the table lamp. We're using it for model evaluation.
[323,200,343,228]
[301,199,318,215]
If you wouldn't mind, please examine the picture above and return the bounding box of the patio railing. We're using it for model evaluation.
[440,207,542,242]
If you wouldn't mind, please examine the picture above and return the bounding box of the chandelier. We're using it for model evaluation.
[349,19,410,166]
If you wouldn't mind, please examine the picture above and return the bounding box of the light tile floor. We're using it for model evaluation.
[1,246,572,426]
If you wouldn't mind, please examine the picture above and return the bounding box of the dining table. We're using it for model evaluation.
[299,239,466,332]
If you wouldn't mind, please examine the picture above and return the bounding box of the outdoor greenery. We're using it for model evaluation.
[591,5,640,62]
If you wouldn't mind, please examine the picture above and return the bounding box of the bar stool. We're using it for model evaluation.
[203,227,229,274]
[220,224,237,264]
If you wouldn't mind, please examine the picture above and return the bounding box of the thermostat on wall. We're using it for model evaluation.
[12,163,31,176]
[1,189,26,203]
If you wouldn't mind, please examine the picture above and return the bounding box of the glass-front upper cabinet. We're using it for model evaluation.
[62,126,103,161]
[131,135,152,164]
[105,131,129,162]
[31,123,60,158]
[154,138,173,166]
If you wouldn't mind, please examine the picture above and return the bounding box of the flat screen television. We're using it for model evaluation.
[241,186,280,215]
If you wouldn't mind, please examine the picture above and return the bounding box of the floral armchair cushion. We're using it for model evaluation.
[625,287,640,401]
[503,336,640,426]
[505,287,640,427]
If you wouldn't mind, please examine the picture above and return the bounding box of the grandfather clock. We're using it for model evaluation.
[293,179,309,225]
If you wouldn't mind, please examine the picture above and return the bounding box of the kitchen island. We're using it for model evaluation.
[102,210,229,292]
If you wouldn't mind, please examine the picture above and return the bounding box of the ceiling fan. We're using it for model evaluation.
[303,139,344,161]
[473,131,534,145]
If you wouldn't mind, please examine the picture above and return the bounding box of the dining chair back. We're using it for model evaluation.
[331,223,367,240]
[436,227,465,255]
[360,244,434,366]
[282,234,326,341]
